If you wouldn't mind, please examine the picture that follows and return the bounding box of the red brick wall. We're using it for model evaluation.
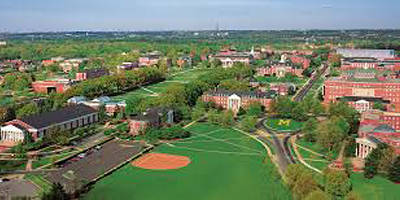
[31,81,66,94]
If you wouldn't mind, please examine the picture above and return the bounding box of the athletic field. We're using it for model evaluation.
[83,123,291,200]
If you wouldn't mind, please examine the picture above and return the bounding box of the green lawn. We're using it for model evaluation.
[296,139,338,160]
[265,118,303,132]
[351,173,400,200]
[83,123,291,200]
[112,68,209,102]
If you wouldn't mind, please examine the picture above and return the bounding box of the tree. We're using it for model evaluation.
[42,183,69,200]
[16,103,39,118]
[0,106,15,123]
[219,110,235,127]
[157,84,187,107]
[285,164,318,199]
[219,79,250,91]
[328,102,359,135]
[240,116,257,132]
[388,156,400,183]
[316,116,349,151]
[324,169,352,199]
[304,190,330,200]
[373,102,386,111]
[345,192,362,200]
[364,144,386,179]
[378,146,396,176]
[302,118,318,142]
[246,102,263,117]
[270,96,295,118]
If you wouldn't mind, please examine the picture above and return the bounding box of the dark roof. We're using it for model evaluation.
[205,89,277,99]
[130,108,165,124]
[20,104,98,129]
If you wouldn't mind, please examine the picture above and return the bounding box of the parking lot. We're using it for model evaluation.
[46,139,146,193]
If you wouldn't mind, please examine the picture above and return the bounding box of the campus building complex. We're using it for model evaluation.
[323,75,400,113]
[202,89,277,113]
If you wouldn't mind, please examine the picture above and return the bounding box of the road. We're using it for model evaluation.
[257,63,329,173]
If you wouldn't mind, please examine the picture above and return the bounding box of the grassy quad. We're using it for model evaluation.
[351,173,400,200]
[83,123,291,200]
[264,118,303,132]
[112,68,210,102]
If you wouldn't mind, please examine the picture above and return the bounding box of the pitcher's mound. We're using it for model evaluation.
[132,153,191,170]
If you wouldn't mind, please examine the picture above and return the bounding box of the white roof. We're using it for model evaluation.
[1,124,24,133]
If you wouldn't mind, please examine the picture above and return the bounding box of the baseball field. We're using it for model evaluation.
[82,123,291,200]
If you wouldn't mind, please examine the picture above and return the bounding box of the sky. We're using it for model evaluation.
[0,0,399,32]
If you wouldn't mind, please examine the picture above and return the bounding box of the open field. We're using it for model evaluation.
[351,173,400,200]
[112,68,210,102]
[83,123,292,200]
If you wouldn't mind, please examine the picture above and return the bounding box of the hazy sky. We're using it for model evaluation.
[0,0,399,32]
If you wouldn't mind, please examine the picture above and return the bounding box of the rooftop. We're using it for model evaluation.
[19,104,97,129]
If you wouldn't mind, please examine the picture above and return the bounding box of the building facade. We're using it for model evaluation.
[202,90,277,113]
[323,77,400,112]
[256,64,303,78]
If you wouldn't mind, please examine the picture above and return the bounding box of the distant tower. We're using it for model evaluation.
[216,22,220,32]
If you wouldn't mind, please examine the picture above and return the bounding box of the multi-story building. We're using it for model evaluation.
[336,48,395,60]
[128,108,174,136]
[256,64,304,78]
[288,56,311,69]
[202,89,277,113]
[0,104,98,143]
[323,74,400,112]
[211,50,253,68]
[355,110,400,159]
[341,58,400,72]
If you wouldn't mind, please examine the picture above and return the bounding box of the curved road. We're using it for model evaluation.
[257,63,329,173]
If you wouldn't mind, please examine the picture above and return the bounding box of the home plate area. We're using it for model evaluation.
[131,153,191,170]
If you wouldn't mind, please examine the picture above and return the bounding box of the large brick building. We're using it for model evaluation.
[211,50,253,68]
[256,64,304,78]
[323,75,400,113]
[341,58,400,71]
[202,89,277,113]
[1,104,98,143]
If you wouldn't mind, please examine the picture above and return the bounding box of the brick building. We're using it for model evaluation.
[75,68,109,81]
[202,89,277,113]
[32,79,74,94]
[341,58,400,72]
[323,75,400,112]
[256,64,304,78]
[1,104,98,143]
[211,50,253,68]
[128,108,174,136]
[289,56,311,69]
[355,110,400,159]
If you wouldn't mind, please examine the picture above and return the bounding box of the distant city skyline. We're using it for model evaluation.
[0,0,399,32]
